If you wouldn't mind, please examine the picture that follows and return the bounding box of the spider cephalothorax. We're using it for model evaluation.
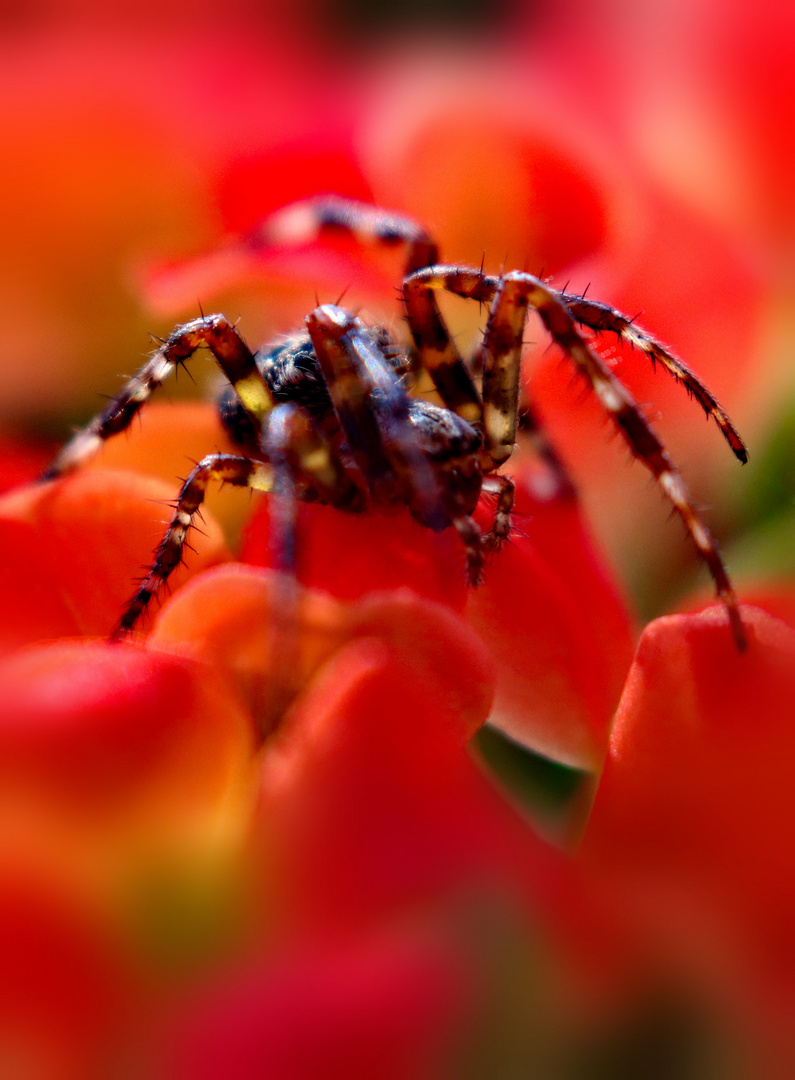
[43,196,748,647]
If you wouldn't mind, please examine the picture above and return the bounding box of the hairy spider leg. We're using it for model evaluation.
[305,303,485,584]
[401,271,486,428]
[110,399,364,639]
[253,195,484,428]
[112,453,271,640]
[404,267,508,463]
[251,194,439,275]
[559,293,748,463]
[480,474,515,550]
[254,404,308,739]
[406,267,746,650]
[42,315,275,480]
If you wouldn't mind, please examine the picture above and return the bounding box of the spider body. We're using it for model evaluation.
[43,196,748,647]
[219,318,484,530]
[219,327,481,503]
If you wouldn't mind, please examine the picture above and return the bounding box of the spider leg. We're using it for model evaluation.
[502,270,746,649]
[401,271,485,428]
[305,302,486,582]
[305,304,443,523]
[254,196,485,428]
[452,512,486,586]
[254,404,306,738]
[405,267,746,649]
[112,453,271,639]
[111,396,364,640]
[251,194,439,275]
[559,292,748,463]
[403,266,498,441]
[43,315,274,480]
[480,474,515,551]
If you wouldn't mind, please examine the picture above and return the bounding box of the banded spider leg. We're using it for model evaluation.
[405,265,747,650]
[42,316,362,636]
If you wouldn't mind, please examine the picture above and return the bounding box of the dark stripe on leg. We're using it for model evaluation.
[44,315,272,480]
[252,195,439,274]
[402,267,494,427]
[306,304,445,528]
[504,270,746,650]
[111,453,266,639]
[560,292,748,463]
[481,474,515,549]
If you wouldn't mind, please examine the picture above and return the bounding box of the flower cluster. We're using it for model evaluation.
[0,1,792,1075]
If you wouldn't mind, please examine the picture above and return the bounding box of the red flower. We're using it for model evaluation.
[0,465,231,647]
[582,605,795,1064]
[0,410,631,1068]
[163,931,474,1080]
[0,2,788,1073]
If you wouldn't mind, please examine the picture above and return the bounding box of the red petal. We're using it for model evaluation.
[348,590,495,742]
[0,470,232,638]
[259,637,565,932]
[0,433,55,494]
[164,932,470,1080]
[0,872,132,1077]
[241,500,468,611]
[468,467,635,769]
[0,642,256,914]
[0,640,254,821]
[0,517,81,651]
[583,605,795,1036]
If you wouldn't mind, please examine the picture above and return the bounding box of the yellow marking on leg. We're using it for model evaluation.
[233,374,274,420]
[483,401,514,464]
[249,463,274,492]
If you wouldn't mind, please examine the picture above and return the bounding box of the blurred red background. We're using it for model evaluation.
[0,1,792,1075]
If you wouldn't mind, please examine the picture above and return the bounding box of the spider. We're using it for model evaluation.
[42,196,748,648]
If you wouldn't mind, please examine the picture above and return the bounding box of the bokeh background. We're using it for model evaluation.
[0,1,794,1076]
[0,0,791,625]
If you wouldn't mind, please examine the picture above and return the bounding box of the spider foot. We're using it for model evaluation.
[481,528,510,556]
[480,474,515,555]
[454,514,485,586]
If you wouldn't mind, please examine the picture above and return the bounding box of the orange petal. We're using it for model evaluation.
[0,470,232,638]
[79,402,237,485]
[148,563,351,726]
[79,401,253,542]
[148,564,494,740]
